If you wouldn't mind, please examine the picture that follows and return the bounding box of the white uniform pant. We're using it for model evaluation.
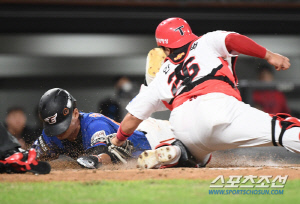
[137,117,176,150]
[170,93,300,164]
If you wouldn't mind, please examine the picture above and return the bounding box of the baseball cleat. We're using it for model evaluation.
[137,146,180,169]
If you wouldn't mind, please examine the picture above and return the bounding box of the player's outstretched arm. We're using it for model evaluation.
[112,113,143,147]
[264,50,290,71]
[77,134,134,168]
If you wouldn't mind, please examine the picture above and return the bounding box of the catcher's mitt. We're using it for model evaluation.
[145,47,166,85]
[105,133,134,164]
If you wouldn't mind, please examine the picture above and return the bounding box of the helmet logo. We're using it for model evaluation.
[174,25,184,36]
[63,108,69,116]
[44,113,57,124]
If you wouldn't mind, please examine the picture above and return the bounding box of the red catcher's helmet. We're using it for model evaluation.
[155,17,198,49]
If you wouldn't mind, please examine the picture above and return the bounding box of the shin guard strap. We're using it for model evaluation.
[279,122,289,147]
[271,116,278,146]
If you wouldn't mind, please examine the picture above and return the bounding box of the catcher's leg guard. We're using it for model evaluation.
[171,140,203,168]
[271,113,300,152]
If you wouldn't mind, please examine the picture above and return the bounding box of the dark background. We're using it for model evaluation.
[0,0,300,124]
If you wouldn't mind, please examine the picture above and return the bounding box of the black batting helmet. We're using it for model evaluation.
[38,88,77,136]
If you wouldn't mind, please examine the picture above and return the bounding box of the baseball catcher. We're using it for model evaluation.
[110,17,300,169]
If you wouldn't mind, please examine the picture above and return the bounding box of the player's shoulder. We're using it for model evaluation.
[80,112,93,118]
[80,112,107,125]
[80,112,105,120]
[154,59,177,82]
[80,112,117,127]
[203,30,229,37]
[202,30,237,40]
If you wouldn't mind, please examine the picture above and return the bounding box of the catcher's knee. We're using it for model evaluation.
[271,113,300,148]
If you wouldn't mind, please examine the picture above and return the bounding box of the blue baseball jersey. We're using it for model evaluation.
[33,112,151,159]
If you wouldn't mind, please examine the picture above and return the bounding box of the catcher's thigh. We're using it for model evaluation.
[170,93,300,162]
[211,95,300,154]
[137,117,176,149]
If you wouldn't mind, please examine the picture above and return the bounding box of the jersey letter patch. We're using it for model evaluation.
[91,130,107,146]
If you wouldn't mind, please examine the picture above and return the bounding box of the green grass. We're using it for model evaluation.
[0,179,299,204]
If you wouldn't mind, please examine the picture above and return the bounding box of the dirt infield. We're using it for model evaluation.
[1,166,299,183]
[1,155,299,182]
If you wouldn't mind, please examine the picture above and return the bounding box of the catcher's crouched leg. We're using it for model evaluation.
[137,139,209,169]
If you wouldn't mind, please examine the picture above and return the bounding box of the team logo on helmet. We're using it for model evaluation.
[174,25,184,36]
[44,113,58,125]
[63,108,69,116]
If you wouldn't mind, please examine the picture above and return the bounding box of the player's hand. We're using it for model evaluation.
[105,134,134,164]
[111,136,125,147]
[264,50,290,71]
[77,155,100,169]
[77,153,112,169]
